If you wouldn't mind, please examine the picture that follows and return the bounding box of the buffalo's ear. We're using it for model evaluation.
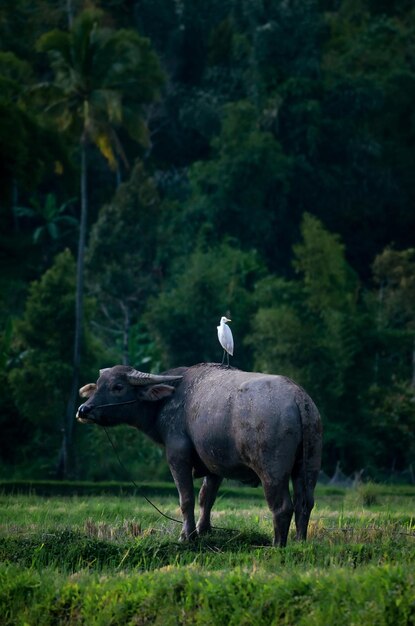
[142,384,176,402]
[79,383,97,398]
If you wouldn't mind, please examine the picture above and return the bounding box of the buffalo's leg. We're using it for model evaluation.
[262,477,294,547]
[291,463,318,541]
[168,461,196,541]
[197,474,222,535]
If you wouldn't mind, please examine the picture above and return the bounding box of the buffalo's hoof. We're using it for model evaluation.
[179,530,197,542]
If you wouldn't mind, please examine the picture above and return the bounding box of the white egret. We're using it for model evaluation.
[217,316,234,366]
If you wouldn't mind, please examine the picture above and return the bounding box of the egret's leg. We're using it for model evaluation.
[221,350,226,365]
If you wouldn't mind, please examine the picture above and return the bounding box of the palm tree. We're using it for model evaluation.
[14,193,78,253]
[36,9,164,477]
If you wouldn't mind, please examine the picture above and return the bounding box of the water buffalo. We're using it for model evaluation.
[76,363,322,546]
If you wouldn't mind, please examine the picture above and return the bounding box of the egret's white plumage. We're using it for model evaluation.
[217,316,233,365]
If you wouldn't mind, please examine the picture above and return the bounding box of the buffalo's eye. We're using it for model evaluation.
[112,383,124,393]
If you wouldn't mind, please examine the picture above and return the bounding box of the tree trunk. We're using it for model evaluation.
[120,301,131,366]
[65,0,74,29]
[412,338,415,390]
[57,138,88,479]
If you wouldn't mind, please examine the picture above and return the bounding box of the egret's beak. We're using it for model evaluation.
[225,318,231,322]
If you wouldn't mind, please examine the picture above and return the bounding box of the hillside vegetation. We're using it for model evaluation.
[0,0,414,480]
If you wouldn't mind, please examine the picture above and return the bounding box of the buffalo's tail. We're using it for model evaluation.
[292,389,323,539]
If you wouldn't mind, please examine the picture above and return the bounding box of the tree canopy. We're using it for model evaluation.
[1,0,414,481]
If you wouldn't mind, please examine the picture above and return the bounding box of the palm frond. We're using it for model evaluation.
[35,8,164,165]
[90,89,122,124]
[94,130,117,169]
[36,29,71,64]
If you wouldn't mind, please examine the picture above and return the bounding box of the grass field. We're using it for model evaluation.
[0,481,414,624]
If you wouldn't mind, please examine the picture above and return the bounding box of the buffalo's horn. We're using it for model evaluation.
[127,369,183,386]
[99,368,111,376]
[79,383,97,398]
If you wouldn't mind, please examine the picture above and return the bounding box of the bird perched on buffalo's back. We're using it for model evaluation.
[217,316,233,366]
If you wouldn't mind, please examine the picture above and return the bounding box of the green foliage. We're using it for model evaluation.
[1,0,415,480]
[14,194,78,259]
[372,247,415,333]
[36,9,164,169]
[32,8,165,478]
[345,481,380,507]
[247,215,374,470]
[185,101,293,270]
[0,562,414,626]
[317,1,415,268]
[0,318,28,468]
[0,51,68,210]
[324,2,415,81]
[6,250,102,474]
[250,0,325,90]
[248,214,359,392]
[8,250,77,427]
[76,426,170,482]
[293,213,358,312]
[366,248,415,469]
[146,241,264,368]
[0,51,32,97]
[86,162,162,366]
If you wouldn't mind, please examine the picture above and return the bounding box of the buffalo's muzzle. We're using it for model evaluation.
[76,403,96,424]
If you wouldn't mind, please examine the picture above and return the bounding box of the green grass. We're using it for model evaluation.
[1,562,414,626]
[0,483,414,624]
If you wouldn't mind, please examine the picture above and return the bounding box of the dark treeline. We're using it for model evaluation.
[0,0,414,482]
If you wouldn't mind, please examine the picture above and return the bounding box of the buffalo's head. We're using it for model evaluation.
[76,365,183,426]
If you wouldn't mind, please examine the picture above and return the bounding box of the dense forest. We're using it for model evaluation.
[0,0,414,482]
